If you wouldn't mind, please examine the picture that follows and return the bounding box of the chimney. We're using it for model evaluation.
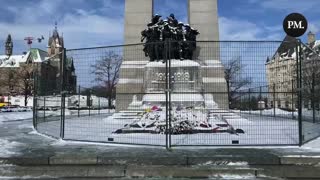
[308,31,316,44]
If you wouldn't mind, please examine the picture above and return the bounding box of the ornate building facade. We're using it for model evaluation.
[266,36,297,110]
[266,32,320,110]
[0,25,77,105]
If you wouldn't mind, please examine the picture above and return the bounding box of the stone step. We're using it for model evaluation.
[0,165,258,179]
[2,164,320,179]
[1,155,320,179]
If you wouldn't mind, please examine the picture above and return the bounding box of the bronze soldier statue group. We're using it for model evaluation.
[141,14,200,62]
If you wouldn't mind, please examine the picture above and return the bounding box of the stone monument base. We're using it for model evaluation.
[116,59,228,111]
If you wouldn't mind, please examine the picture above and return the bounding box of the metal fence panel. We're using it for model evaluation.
[300,42,320,144]
[34,52,63,138]
[32,40,320,147]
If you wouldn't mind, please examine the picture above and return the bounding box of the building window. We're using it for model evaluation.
[285,101,289,108]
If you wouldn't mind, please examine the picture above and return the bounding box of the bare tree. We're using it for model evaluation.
[0,65,34,106]
[0,68,17,96]
[224,56,252,109]
[92,51,122,108]
[16,65,34,106]
[300,47,320,122]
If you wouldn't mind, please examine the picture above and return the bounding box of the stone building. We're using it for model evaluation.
[266,36,297,110]
[266,32,320,110]
[46,24,77,94]
[300,32,320,110]
[0,25,77,104]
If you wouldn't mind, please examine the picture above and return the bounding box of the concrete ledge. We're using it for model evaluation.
[187,155,280,166]
[126,165,257,178]
[97,156,188,165]
[281,156,320,165]
[1,162,320,179]
[256,165,320,178]
[0,157,49,165]
[0,165,125,178]
[49,156,98,165]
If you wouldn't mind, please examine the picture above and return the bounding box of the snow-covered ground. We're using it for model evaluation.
[0,139,23,156]
[0,108,318,147]
[303,137,320,150]
[0,112,33,123]
[0,109,114,124]
[36,112,300,146]
[239,108,297,118]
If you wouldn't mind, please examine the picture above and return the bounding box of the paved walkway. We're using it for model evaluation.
[1,118,320,179]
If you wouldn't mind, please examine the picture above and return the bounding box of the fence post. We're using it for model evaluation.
[60,48,66,139]
[168,40,172,148]
[259,86,262,116]
[292,79,294,119]
[44,97,46,122]
[312,73,315,123]
[165,40,169,150]
[78,85,80,117]
[33,96,37,129]
[249,88,251,115]
[33,65,38,129]
[296,40,303,146]
[273,84,276,117]
[60,93,65,139]
[88,90,91,117]
[98,97,101,115]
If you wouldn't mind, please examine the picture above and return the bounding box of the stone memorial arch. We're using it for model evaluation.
[117,0,227,111]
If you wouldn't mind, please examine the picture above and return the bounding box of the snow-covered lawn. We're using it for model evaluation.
[239,108,297,118]
[0,108,316,147]
[36,113,300,146]
[0,109,114,124]
[0,112,33,123]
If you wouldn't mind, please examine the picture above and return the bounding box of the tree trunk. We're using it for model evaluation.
[24,90,28,107]
[108,95,112,109]
[226,80,231,109]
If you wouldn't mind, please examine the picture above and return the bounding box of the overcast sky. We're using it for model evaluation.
[0,0,319,53]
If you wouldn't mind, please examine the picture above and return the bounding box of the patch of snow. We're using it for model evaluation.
[145,60,200,67]
[314,40,320,49]
[122,61,149,65]
[214,174,255,179]
[118,78,143,84]
[302,137,320,150]
[28,129,58,141]
[227,161,248,166]
[240,108,297,118]
[143,94,204,102]
[282,155,320,158]
[203,77,226,83]
[0,139,22,157]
